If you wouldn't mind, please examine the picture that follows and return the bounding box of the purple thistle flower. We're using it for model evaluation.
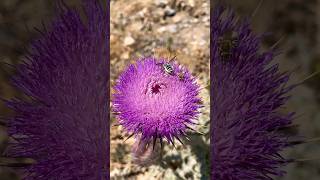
[112,57,201,149]
[211,6,296,179]
[3,0,109,179]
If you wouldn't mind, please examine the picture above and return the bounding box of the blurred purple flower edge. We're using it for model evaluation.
[211,5,298,180]
[2,0,110,179]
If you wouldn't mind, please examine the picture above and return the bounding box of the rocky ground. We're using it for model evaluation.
[0,0,319,180]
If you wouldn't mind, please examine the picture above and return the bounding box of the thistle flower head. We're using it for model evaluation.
[211,6,295,179]
[4,1,108,179]
[113,57,201,146]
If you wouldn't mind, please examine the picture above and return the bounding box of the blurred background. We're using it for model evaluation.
[0,1,55,179]
[0,0,94,179]
[225,1,320,180]
[0,0,319,180]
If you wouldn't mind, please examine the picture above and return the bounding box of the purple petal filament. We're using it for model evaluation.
[4,0,109,179]
[211,6,295,180]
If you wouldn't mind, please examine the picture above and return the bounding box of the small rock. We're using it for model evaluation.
[188,0,196,7]
[123,36,135,46]
[164,7,176,17]
[155,0,168,8]
[157,24,178,33]
[189,18,199,24]
[121,52,130,60]
[137,8,148,18]
[202,16,210,23]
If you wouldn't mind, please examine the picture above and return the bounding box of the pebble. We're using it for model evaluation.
[121,52,130,60]
[188,0,196,7]
[155,0,169,8]
[157,24,178,33]
[164,7,176,17]
[123,36,135,46]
